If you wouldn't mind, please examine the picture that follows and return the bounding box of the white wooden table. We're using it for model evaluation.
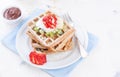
[0,0,120,77]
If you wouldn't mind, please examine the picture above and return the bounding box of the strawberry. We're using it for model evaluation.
[29,51,47,65]
[42,14,57,29]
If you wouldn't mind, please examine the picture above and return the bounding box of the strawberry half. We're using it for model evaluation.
[29,51,47,65]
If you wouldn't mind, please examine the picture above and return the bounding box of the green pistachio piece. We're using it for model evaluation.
[53,30,57,34]
[57,29,63,35]
[45,32,50,37]
[49,32,54,38]
[33,26,39,32]
[39,29,44,34]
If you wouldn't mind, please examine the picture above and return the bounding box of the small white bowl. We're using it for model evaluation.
[2,6,23,24]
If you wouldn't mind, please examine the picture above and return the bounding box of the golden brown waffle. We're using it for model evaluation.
[26,11,75,54]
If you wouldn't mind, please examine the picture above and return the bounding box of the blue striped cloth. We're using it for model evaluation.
[2,9,98,77]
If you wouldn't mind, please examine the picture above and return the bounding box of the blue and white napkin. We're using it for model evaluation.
[2,9,98,77]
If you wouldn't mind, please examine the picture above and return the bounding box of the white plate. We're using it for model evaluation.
[16,16,88,69]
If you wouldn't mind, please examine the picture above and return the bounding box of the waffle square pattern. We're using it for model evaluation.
[26,11,75,54]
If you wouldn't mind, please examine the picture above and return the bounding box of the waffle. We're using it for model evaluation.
[26,11,75,54]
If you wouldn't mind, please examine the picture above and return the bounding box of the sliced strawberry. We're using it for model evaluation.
[29,52,36,64]
[29,51,47,65]
[42,14,57,29]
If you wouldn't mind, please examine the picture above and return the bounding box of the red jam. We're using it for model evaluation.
[42,14,57,29]
[3,7,21,20]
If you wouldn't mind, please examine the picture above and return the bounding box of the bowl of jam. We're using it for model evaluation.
[3,7,22,23]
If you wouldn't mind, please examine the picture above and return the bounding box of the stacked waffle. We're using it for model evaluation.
[26,11,75,54]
